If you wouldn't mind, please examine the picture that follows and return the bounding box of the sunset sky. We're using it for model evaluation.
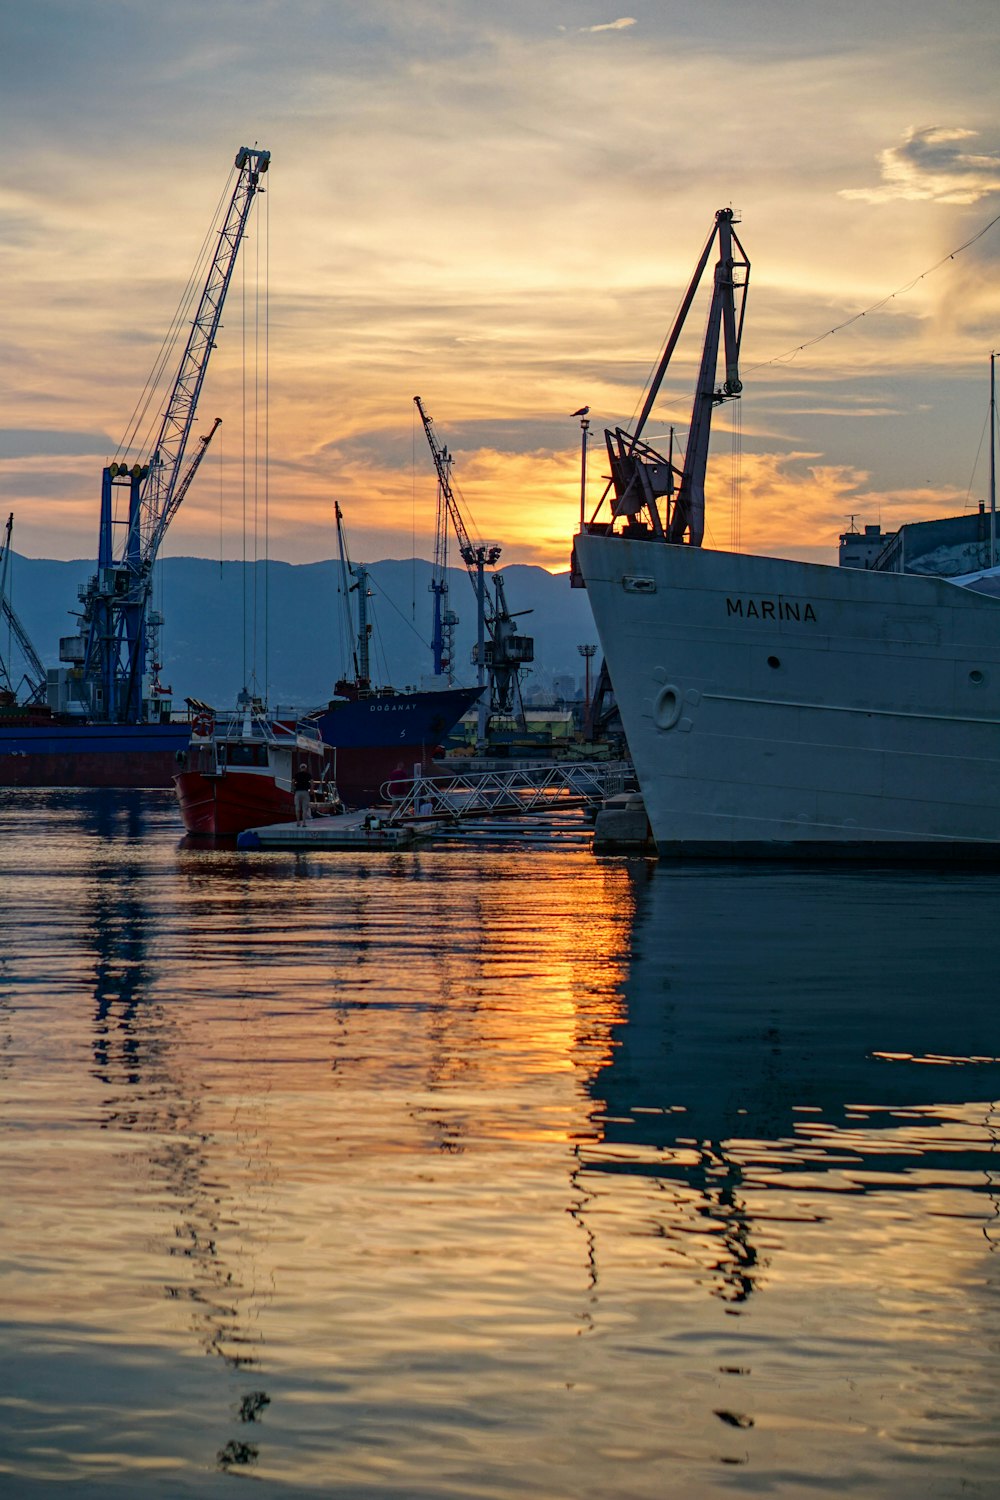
[2,0,999,573]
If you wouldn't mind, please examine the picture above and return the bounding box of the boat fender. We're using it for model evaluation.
[236,830,261,851]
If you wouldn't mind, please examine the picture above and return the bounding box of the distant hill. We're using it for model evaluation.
[2,552,600,708]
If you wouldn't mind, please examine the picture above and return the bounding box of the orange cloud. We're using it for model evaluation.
[703,450,971,562]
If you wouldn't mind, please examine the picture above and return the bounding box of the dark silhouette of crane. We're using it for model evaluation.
[414,397,533,742]
[72,147,269,725]
[600,207,749,545]
[0,514,46,705]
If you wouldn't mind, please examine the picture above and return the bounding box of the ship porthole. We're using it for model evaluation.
[767,655,781,669]
[653,683,683,731]
[969,669,985,686]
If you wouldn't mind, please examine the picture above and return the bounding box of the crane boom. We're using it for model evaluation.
[413,396,499,595]
[76,148,268,726]
[414,397,533,731]
[165,416,222,526]
[603,207,749,547]
[0,514,46,704]
[142,150,268,565]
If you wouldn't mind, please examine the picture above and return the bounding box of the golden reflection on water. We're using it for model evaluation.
[2,791,999,1497]
[3,797,637,1369]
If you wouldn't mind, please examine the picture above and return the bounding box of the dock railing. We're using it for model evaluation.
[383,760,633,824]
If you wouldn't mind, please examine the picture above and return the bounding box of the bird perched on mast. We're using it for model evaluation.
[572,406,590,417]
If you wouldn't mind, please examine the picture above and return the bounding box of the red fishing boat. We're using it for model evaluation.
[174,697,335,836]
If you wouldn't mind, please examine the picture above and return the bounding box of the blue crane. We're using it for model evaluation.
[74,146,270,725]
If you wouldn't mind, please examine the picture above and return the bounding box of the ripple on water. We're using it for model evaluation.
[0,791,998,1497]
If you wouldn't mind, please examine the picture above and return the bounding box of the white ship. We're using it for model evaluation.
[573,211,1000,856]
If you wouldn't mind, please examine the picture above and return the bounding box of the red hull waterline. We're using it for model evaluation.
[174,769,295,837]
[0,748,183,789]
[0,718,192,788]
[331,742,442,807]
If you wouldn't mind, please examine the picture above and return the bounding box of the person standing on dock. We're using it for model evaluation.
[293,763,312,826]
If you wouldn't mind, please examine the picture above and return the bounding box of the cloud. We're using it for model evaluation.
[0,4,995,572]
[0,428,110,460]
[702,450,970,563]
[842,126,1000,205]
[581,17,636,33]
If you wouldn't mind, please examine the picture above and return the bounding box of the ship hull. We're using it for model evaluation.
[0,720,191,788]
[311,685,481,805]
[174,768,295,836]
[575,532,1000,856]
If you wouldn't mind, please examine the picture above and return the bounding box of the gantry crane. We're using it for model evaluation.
[0,514,46,705]
[70,146,269,725]
[414,396,533,739]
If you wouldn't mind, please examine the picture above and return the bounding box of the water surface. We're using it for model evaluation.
[1,791,997,1497]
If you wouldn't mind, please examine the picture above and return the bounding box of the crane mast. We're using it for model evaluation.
[414,397,499,585]
[413,397,533,738]
[334,500,373,688]
[602,207,749,546]
[75,146,269,726]
[428,443,458,682]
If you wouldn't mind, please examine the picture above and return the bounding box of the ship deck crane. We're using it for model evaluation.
[427,439,458,682]
[569,210,748,746]
[0,514,46,705]
[333,500,373,689]
[414,396,533,741]
[600,207,749,546]
[75,147,269,725]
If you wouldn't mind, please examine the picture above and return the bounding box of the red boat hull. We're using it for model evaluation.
[329,742,443,807]
[174,768,295,836]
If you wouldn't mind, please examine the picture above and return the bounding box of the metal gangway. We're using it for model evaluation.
[384,759,633,825]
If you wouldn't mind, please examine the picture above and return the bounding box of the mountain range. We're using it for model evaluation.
[2,552,601,709]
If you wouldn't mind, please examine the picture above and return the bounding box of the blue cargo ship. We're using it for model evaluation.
[308,680,482,806]
[0,705,191,787]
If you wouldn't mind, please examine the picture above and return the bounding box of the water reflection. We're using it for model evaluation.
[579,864,1000,1310]
[3,794,999,1497]
[0,793,275,1477]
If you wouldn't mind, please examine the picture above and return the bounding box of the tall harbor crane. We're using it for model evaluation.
[414,396,533,740]
[69,146,269,725]
[0,514,46,705]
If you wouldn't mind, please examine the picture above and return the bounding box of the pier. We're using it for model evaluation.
[383,758,633,823]
[236,759,635,851]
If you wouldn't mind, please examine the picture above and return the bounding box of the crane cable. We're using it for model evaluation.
[114,169,235,463]
[263,172,271,703]
[747,205,1000,372]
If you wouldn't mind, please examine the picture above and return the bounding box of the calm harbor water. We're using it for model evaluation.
[1,789,998,1498]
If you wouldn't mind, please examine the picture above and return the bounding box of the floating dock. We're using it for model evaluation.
[236,811,420,851]
[233,761,638,854]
